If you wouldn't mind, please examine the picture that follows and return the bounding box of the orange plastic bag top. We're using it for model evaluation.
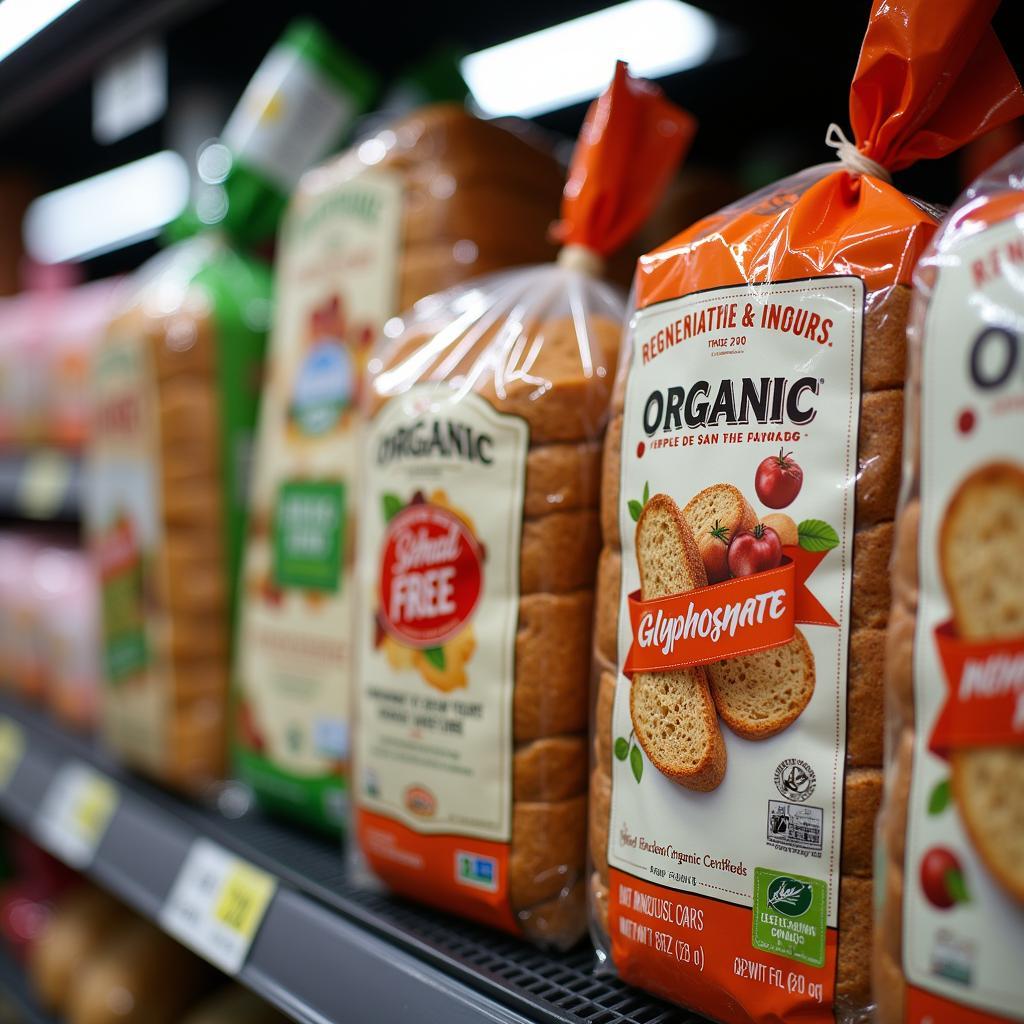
[555,61,696,259]
[593,2,1024,1022]
[351,64,691,950]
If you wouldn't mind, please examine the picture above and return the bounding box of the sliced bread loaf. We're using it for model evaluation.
[707,629,815,740]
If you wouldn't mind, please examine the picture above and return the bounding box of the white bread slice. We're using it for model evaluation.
[707,628,815,739]
[683,484,757,582]
[631,494,725,791]
[940,462,1024,638]
[940,462,1024,902]
[951,748,1024,902]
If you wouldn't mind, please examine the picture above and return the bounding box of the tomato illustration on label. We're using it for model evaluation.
[920,847,970,910]
[755,449,803,508]
[727,523,783,577]
[380,503,483,647]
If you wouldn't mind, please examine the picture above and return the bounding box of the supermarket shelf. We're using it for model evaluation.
[0,451,81,523]
[0,947,58,1024]
[0,695,702,1024]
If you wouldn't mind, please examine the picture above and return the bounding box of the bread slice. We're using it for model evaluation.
[683,483,757,582]
[940,462,1024,639]
[635,493,709,599]
[631,494,725,790]
[940,462,1024,902]
[630,669,726,790]
[707,628,815,740]
[951,748,1024,902]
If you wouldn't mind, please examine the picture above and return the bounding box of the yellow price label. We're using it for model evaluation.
[35,763,119,868]
[162,840,277,973]
[0,718,25,789]
[73,776,118,841]
[214,862,276,940]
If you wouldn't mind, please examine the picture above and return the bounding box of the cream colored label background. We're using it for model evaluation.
[237,172,402,776]
[355,386,527,841]
[906,216,1024,1014]
[86,330,166,771]
[610,278,863,928]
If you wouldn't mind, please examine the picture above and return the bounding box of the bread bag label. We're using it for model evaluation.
[609,277,863,1018]
[235,173,401,830]
[88,333,167,770]
[901,213,1024,1021]
[355,384,527,928]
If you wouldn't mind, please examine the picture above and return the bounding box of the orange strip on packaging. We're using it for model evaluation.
[929,624,1024,755]
[608,869,836,1024]
[907,986,1015,1024]
[356,809,519,934]
[623,547,836,676]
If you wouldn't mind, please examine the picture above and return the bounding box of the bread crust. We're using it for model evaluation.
[594,668,616,775]
[589,767,611,875]
[514,591,593,741]
[847,629,885,766]
[856,390,903,527]
[521,510,601,593]
[601,415,623,548]
[514,737,588,801]
[841,768,882,877]
[525,441,602,518]
[594,546,620,667]
[510,795,587,908]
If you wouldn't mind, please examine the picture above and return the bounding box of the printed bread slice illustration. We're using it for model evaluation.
[707,628,815,740]
[940,462,1024,902]
[683,484,757,583]
[630,494,726,791]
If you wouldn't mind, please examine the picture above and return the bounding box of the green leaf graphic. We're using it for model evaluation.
[945,867,970,905]
[630,744,643,783]
[797,519,840,552]
[382,493,404,522]
[614,737,629,761]
[928,779,951,815]
[628,500,643,522]
[642,481,650,505]
[422,647,445,670]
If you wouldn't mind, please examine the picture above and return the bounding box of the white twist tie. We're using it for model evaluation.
[825,123,892,184]
[557,244,605,277]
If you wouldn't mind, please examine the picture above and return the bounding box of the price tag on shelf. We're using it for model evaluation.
[17,450,72,520]
[0,717,25,791]
[160,839,276,974]
[34,762,119,868]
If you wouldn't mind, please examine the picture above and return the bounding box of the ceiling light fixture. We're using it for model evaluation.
[0,0,83,64]
[24,151,190,264]
[462,0,716,119]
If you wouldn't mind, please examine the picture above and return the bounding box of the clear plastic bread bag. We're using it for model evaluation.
[589,2,1024,1021]
[351,63,694,949]
[86,235,272,792]
[874,143,1024,1024]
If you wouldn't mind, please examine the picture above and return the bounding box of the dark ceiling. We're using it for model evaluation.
[2,0,1023,277]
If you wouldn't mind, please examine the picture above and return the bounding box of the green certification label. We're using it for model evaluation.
[273,480,345,591]
[752,868,827,968]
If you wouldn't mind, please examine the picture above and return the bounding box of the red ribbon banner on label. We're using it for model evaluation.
[623,546,836,677]
[929,622,1024,757]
